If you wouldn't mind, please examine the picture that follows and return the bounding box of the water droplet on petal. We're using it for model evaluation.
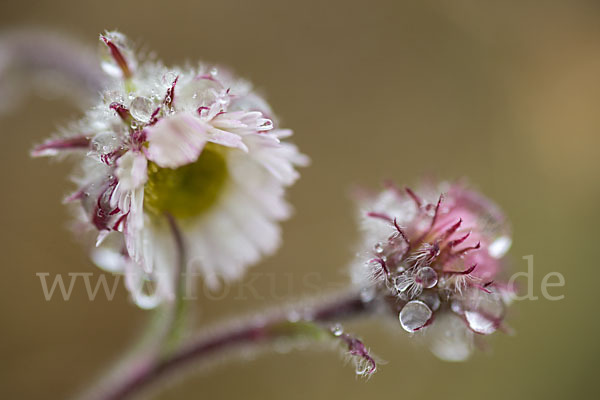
[177,78,223,110]
[399,300,432,332]
[162,71,178,85]
[416,266,438,288]
[130,96,153,122]
[373,242,384,254]
[91,132,120,155]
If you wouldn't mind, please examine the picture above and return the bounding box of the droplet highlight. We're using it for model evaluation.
[416,266,438,288]
[399,300,432,332]
[130,96,153,122]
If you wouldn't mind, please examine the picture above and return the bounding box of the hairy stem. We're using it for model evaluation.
[76,215,192,400]
[98,291,372,400]
[162,213,193,353]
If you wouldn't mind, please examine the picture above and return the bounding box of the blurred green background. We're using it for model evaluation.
[1,0,599,399]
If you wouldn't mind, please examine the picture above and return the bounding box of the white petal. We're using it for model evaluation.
[124,188,146,266]
[145,113,208,168]
[186,186,281,289]
[116,151,148,191]
[123,226,176,309]
[206,127,248,151]
[243,134,309,185]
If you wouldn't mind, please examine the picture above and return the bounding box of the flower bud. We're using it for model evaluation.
[352,181,514,361]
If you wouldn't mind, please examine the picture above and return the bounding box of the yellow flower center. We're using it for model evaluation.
[144,143,228,219]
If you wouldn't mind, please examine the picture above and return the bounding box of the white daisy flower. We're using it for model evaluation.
[32,31,308,308]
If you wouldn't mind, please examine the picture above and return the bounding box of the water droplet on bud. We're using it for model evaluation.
[355,360,371,376]
[419,291,441,311]
[464,311,496,334]
[394,274,414,292]
[399,300,432,332]
[460,288,504,334]
[428,313,474,362]
[416,266,438,288]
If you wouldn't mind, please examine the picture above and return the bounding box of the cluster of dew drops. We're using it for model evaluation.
[363,194,508,337]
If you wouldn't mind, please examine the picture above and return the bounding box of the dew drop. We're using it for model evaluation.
[416,266,438,288]
[373,242,384,254]
[130,96,153,122]
[394,274,414,292]
[419,291,441,311]
[461,288,504,334]
[331,324,344,336]
[177,78,223,110]
[428,313,474,362]
[464,311,496,335]
[355,359,371,376]
[91,132,120,155]
[399,300,432,332]
[162,71,178,85]
[103,90,123,104]
[450,299,463,314]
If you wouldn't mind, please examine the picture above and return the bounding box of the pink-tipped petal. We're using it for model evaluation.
[31,135,90,157]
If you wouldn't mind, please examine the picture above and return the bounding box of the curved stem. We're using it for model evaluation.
[0,29,108,114]
[162,213,192,353]
[76,215,192,400]
[99,291,372,400]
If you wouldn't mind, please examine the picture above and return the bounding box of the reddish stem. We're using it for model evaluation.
[91,292,371,400]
